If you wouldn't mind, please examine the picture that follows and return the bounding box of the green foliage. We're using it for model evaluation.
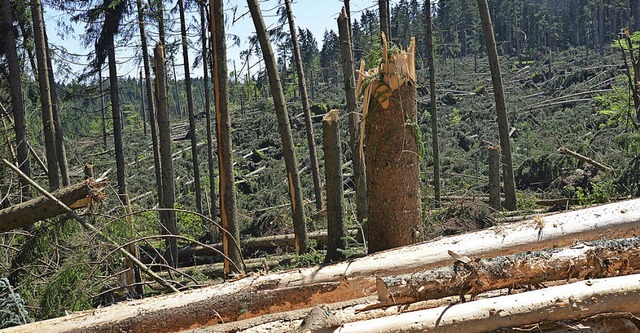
[0,278,33,328]
[37,262,93,320]
[576,178,616,205]
[516,191,538,210]
[594,76,636,128]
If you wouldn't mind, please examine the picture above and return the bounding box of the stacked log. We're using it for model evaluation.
[6,198,640,333]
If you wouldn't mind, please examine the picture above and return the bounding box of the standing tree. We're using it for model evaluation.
[477,0,517,210]
[2,0,31,201]
[154,45,179,268]
[379,0,391,40]
[283,0,324,213]
[338,7,367,224]
[357,37,423,253]
[425,0,441,207]
[177,0,203,219]
[211,0,244,274]
[248,0,309,254]
[31,0,59,190]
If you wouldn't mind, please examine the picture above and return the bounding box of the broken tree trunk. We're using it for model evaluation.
[9,199,640,332]
[0,178,106,232]
[323,110,346,263]
[358,35,423,253]
[333,273,640,333]
[378,237,640,305]
[558,146,614,172]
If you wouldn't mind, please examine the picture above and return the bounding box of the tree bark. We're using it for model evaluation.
[0,179,106,233]
[248,0,309,254]
[477,0,517,210]
[335,273,640,333]
[211,0,244,275]
[139,70,146,136]
[108,40,129,207]
[558,147,614,172]
[154,45,179,268]
[426,0,441,207]
[378,238,640,305]
[360,37,423,253]
[2,0,31,201]
[285,0,324,213]
[178,0,204,219]
[31,0,59,190]
[200,1,218,242]
[99,70,108,148]
[338,7,367,225]
[323,110,346,263]
[378,0,391,40]
[135,0,163,209]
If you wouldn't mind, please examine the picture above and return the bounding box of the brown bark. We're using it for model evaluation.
[426,1,441,207]
[478,0,517,210]
[335,273,640,333]
[1,0,31,201]
[31,0,59,190]
[0,179,106,233]
[338,6,367,225]
[323,110,345,262]
[285,0,324,212]
[360,37,423,253]
[378,238,640,306]
[211,0,244,275]
[107,39,128,206]
[248,0,308,254]
[154,45,179,268]
[378,0,391,41]
[178,0,203,219]
[558,147,614,172]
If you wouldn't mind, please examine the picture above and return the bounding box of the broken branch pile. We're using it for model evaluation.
[6,198,640,333]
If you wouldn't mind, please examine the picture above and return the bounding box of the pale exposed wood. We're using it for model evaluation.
[558,146,614,172]
[378,238,640,305]
[334,273,640,333]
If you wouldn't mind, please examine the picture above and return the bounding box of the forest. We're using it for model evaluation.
[2,0,640,332]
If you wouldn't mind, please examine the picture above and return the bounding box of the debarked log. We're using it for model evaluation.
[0,178,107,232]
[378,237,640,305]
[334,273,640,333]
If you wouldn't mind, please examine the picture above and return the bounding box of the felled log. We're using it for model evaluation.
[558,146,614,172]
[378,237,640,305]
[8,199,640,333]
[334,273,640,333]
[0,178,107,232]
[178,229,361,259]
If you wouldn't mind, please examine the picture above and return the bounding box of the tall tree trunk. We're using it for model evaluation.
[284,0,324,213]
[139,70,147,136]
[248,0,309,254]
[44,30,69,186]
[359,37,423,253]
[177,0,203,218]
[338,8,367,224]
[99,70,108,148]
[2,0,31,201]
[211,0,244,274]
[379,0,391,40]
[136,0,163,208]
[477,0,517,211]
[323,110,345,263]
[425,0,441,207]
[154,45,179,268]
[31,0,59,190]
[200,1,218,242]
[108,40,129,206]
[598,0,604,55]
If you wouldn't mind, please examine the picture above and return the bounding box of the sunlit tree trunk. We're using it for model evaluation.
[154,45,179,268]
[477,0,517,210]
[284,0,324,213]
[248,0,309,254]
[2,0,31,200]
[379,0,391,40]
[211,0,244,274]
[425,0,441,207]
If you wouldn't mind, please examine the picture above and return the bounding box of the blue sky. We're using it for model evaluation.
[44,0,390,81]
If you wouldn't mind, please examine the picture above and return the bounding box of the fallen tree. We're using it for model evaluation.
[333,273,640,333]
[7,198,640,333]
[0,178,107,232]
[378,237,640,305]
